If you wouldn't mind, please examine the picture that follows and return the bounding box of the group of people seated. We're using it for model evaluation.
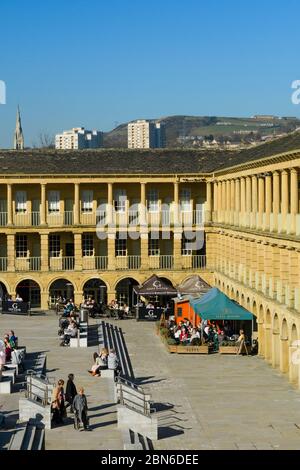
[0,294,24,304]
[0,330,18,369]
[167,318,249,351]
[58,317,79,346]
[107,300,130,319]
[55,297,78,317]
[88,348,121,377]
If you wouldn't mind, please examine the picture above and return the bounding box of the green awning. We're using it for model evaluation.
[190,288,253,321]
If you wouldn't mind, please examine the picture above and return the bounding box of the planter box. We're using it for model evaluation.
[219,345,251,354]
[219,346,237,354]
[175,345,209,354]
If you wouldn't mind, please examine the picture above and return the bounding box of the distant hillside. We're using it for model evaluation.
[103,115,300,148]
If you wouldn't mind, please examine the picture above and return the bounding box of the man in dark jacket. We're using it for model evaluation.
[73,387,89,430]
[65,374,77,412]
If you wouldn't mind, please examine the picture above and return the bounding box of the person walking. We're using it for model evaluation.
[51,379,65,426]
[65,374,77,412]
[73,387,89,431]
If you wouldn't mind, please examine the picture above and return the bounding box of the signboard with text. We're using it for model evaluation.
[1,301,30,315]
[136,306,164,322]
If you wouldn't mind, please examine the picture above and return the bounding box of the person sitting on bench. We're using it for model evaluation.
[62,300,75,317]
[62,321,78,346]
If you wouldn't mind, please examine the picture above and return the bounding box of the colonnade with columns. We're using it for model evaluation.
[206,168,300,234]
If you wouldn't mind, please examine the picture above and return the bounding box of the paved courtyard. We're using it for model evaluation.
[1,312,300,450]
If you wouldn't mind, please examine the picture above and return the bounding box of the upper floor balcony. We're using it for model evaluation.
[0,208,205,229]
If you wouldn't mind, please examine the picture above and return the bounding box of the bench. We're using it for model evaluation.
[24,352,47,378]
[0,370,11,394]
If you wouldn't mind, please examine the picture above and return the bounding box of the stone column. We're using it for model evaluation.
[251,175,258,229]
[217,182,222,223]
[265,174,272,232]
[40,183,47,226]
[140,182,147,226]
[213,181,218,222]
[240,177,246,226]
[270,244,280,300]
[140,233,149,270]
[74,232,82,270]
[281,170,289,233]
[7,234,15,272]
[246,176,251,227]
[107,182,114,226]
[279,245,289,304]
[255,240,264,291]
[74,183,80,225]
[272,171,280,233]
[230,179,235,225]
[174,181,180,226]
[7,184,13,226]
[235,179,240,226]
[205,181,212,223]
[290,168,298,235]
[40,233,49,272]
[221,181,226,223]
[173,232,182,269]
[107,233,116,270]
[287,247,298,309]
[258,176,265,230]
[225,180,230,224]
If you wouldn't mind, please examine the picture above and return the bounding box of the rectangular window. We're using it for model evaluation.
[49,234,60,257]
[148,238,160,256]
[177,307,183,318]
[115,234,127,256]
[181,235,192,256]
[16,234,28,258]
[82,190,93,212]
[147,189,159,212]
[114,189,127,213]
[48,191,60,213]
[180,188,192,212]
[82,233,94,256]
[16,191,27,213]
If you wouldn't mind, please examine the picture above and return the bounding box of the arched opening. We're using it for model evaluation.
[83,279,107,304]
[272,314,280,368]
[241,294,245,307]
[230,287,235,299]
[115,278,139,307]
[16,280,41,307]
[257,304,264,356]
[280,319,289,374]
[49,279,74,304]
[0,281,8,301]
[290,324,299,384]
[236,291,240,304]
[265,309,272,362]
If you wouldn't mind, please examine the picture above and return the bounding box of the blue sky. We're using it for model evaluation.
[0,0,300,148]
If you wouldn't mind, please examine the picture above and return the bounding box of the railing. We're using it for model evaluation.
[81,212,96,226]
[47,211,73,226]
[82,256,108,270]
[180,210,204,226]
[15,257,41,272]
[116,256,141,270]
[13,212,41,227]
[181,255,207,269]
[0,212,8,226]
[26,372,55,406]
[0,257,7,271]
[49,256,75,271]
[148,255,174,270]
[116,376,153,418]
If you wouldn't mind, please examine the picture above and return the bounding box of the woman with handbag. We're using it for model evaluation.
[51,379,66,425]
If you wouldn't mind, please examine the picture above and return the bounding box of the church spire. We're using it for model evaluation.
[13,106,24,150]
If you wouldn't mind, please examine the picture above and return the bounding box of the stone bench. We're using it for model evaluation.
[1,369,16,384]
[0,370,12,394]
[100,369,115,379]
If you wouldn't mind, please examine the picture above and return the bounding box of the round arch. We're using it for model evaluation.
[83,278,108,304]
[257,304,265,356]
[230,287,235,299]
[16,279,41,308]
[280,319,289,374]
[272,314,280,368]
[290,324,299,384]
[0,280,9,300]
[264,309,272,362]
[115,277,140,308]
[49,279,75,304]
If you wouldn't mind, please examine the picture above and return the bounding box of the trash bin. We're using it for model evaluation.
[80,308,88,323]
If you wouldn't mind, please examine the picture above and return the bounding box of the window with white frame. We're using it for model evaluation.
[148,238,160,256]
[180,188,192,212]
[48,191,60,213]
[82,233,94,256]
[16,191,27,213]
[82,190,93,213]
[181,234,192,256]
[147,189,159,212]
[16,234,28,258]
[49,234,61,257]
[115,234,127,256]
[114,189,127,213]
